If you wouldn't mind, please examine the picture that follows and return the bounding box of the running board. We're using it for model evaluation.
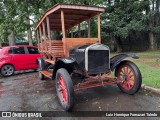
[40,70,52,78]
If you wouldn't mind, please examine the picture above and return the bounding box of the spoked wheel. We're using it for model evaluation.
[56,68,74,111]
[0,64,15,77]
[115,61,142,95]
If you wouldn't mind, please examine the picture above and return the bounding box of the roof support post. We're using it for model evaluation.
[78,24,81,38]
[39,26,43,51]
[61,10,67,57]
[46,17,51,54]
[88,19,90,38]
[42,22,47,51]
[36,30,40,51]
[71,28,73,38]
[97,14,101,43]
[61,10,66,39]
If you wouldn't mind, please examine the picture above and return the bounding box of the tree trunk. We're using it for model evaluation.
[155,0,160,25]
[108,0,111,4]
[149,31,157,50]
[148,0,157,50]
[26,0,33,46]
[8,31,16,46]
[27,28,33,45]
[115,36,122,52]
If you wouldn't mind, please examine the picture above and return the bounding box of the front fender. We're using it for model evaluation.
[110,53,139,71]
[36,58,46,70]
[52,57,76,80]
[58,57,76,64]
[52,57,86,80]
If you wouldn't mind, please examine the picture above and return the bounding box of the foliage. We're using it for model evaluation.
[0,0,159,49]
[101,0,149,38]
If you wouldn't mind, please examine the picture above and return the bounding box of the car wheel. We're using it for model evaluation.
[56,68,74,111]
[0,64,15,77]
[34,69,38,72]
[115,61,142,95]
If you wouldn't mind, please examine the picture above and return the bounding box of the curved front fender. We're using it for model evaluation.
[36,58,46,70]
[58,57,76,64]
[110,53,139,71]
[52,57,76,80]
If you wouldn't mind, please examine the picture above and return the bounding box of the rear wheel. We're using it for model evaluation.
[115,61,142,95]
[56,68,74,111]
[0,64,15,77]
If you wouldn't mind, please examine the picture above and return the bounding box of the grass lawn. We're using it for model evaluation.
[127,50,160,88]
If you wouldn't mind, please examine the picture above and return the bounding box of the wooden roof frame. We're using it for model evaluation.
[35,4,105,30]
[36,4,105,59]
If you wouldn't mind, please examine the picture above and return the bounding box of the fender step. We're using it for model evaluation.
[40,70,52,78]
[45,59,55,64]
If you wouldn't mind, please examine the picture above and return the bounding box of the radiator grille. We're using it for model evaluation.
[88,50,109,74]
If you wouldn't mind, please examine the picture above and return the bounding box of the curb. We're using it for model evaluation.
[141,84,160,94]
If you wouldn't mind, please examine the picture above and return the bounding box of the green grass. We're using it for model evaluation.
[131,50,160,88]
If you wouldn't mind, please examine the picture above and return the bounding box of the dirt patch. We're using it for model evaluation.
[152,64,160,68]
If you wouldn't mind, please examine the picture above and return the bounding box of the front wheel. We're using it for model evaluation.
[55,68,74,111]
[115,61,142,95]
[0,64,15,77]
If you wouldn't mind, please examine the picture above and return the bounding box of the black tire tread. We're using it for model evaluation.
[0,64,15,77]
[56,68,74,111]
[115,60,142,95]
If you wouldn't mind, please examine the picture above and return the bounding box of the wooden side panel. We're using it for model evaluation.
[64,38,98,57]
[40,40,65,58]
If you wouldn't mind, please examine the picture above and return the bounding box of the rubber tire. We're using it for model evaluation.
[55,68,74,111]
[34,69,38,72]
[115,60,142,95]
[0,64,15,77]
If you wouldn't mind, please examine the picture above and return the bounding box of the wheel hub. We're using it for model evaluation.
[118,65,136,90]
[58,76,68,105]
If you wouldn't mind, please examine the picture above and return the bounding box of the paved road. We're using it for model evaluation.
[0,71,160,120]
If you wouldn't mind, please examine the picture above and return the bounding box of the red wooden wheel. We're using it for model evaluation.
[58,76,68,105]
[117,65,136,90]
[115,61,142,95]
[56,68,74,111]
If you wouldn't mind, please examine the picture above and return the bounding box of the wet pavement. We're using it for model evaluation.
[0,71,160,120]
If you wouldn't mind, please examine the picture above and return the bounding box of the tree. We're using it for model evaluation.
[0,0,159,50]
[100,0,160,51]
[0,0,26,46]
[148,0,160,50]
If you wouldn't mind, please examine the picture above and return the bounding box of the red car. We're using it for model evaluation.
[0,45,40,77]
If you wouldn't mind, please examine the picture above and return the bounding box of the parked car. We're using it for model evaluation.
[0,45,40,77]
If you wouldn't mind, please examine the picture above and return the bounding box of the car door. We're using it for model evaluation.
[25,46,40,69]
[8,46,29,70]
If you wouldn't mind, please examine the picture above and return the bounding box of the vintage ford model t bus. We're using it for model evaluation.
[35,4,142,111]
